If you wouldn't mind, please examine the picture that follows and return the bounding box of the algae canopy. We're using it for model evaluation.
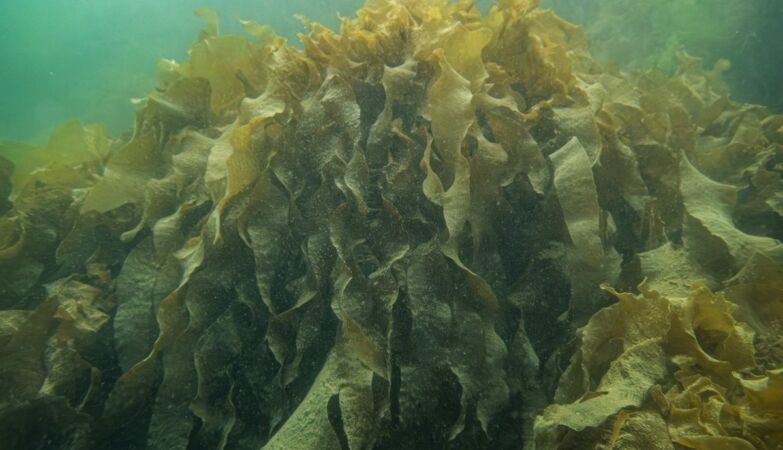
[1,0,782,449]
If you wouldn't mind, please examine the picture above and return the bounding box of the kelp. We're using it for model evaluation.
[535,282,783,449]
[0,0,781,449]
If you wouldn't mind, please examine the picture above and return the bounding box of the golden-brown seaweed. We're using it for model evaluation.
[0,1,781,448]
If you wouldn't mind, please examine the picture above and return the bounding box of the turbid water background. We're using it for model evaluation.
[1,0,781,144]
[0,0,365,142]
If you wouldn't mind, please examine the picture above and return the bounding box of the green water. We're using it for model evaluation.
[543,0,783,110]
[0,0,366,142]
[1,0,781,144]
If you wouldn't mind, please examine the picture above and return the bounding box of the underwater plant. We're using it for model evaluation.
[0,0,781,448]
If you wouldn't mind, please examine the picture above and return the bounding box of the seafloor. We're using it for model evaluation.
[0,1,781,449]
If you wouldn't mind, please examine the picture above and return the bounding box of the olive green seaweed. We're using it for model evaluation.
[0,1,781,449]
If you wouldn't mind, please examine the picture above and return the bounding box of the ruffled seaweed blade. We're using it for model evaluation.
[0,1,782,449]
